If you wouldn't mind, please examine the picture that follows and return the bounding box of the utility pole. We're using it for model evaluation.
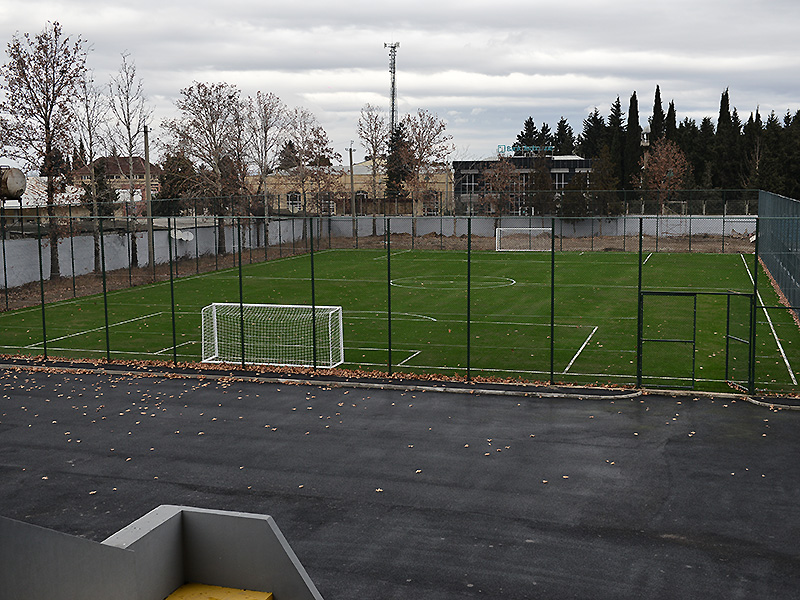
[348,143,356,237]
[144,124,155,280]
[384,42,399,134]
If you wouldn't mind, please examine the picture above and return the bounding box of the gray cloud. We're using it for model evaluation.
[2,0,800,162]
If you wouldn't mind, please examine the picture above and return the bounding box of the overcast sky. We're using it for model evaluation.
[2,0,800,166]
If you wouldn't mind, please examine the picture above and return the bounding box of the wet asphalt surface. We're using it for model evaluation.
[1,365,799,599]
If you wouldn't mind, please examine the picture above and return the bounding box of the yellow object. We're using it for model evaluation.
[165,582,273,600]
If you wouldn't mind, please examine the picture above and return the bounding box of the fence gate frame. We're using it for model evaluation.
[637,290,755,391]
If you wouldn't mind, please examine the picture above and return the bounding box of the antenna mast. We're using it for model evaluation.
[384,42,400,133]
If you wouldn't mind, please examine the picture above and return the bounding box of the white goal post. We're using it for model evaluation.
[495,227,553,251]
[201,303,344,368]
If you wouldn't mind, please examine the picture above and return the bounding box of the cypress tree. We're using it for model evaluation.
[624,91,642,190]
[607,97,626,192]
[665,101,677,141]
[650,85,666,141]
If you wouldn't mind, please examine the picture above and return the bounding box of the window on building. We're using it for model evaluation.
[287,192,302,213]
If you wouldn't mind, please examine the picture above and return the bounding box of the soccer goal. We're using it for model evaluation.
[201,303,344,368]
[495,227,552,251]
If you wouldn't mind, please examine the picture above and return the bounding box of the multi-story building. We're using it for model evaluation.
[73,156,161,201]
[453,155,592,215]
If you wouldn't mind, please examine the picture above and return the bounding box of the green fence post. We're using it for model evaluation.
[68,203,76,297]
[1,202,8,310]
[467,215,472,381]
[98,216,110,361]
[167,217,177,365]
[238,217,245,368]
[636,217,644,387]
[310,216,318,369]
[550,217,555,384]
[749,219,759,393]
[386,216,392,375]
[35,210,47,360]
[195,208,200,274]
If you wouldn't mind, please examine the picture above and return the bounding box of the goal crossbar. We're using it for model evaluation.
[201,303,344,368]
[496,227,553,251]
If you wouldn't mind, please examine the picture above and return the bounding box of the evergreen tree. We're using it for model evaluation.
[712,88,741,189]
[589,144,622,215]
[650,85,666,141]
[157,152,196,215]
[554,116,575,154]
[607,96,626,199]
[742,109,764,189]
[624,91,642,189]
[277,140,299,170]
[665,101,677,141]
[386,123,411,200]
[757,111,785,193]
[536,122,555,149]
[576,107,605,159]
[515,117,538,155]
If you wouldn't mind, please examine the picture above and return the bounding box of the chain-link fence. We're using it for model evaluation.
[1,190,797,395]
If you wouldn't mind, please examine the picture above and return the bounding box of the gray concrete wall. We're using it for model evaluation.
[1,505,323,600]
[0,215,757,289]
[0,515,138,600]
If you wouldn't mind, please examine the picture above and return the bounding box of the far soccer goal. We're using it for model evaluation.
[495,227,552,251]
[201,303,344,369]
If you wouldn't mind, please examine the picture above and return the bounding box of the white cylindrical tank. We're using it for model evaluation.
[1,166,26,199]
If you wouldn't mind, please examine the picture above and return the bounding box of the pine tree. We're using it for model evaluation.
[515,117,538,155]
[386,123,411,200]
[576,108,605,159]
[554,116,575,154]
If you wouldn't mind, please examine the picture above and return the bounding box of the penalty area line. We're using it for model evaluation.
[25,312,163,348]
[562,326,599,374]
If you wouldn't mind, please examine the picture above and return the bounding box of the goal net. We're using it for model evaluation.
[496,227,552,251]
[201,303,344,368]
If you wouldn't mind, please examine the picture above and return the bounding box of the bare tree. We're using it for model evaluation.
[281,107,341,216]
[402,109,454,215]
[109,52,151,267]
[161,81,243,253]
[74,70,108,270]
[0,22,86,278]
[247,91,287,206]
[356,103,388,201]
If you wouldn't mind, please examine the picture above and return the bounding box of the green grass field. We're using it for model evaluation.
[2,248,799,393]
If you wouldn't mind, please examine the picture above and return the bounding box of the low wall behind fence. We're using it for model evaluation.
[0,214,756,290]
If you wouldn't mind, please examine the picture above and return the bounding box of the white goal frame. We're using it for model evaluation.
[201,303,344,368]
[495,227,553,251]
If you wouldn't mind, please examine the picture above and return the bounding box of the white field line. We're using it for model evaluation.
[643,252,653,265]
[347,311,437,322]
[563,326,599,374]
[154,340,198,355]
[25,312,163,348]
[373,249,412,259]
[398,351,422,366]
[741,254,797,385]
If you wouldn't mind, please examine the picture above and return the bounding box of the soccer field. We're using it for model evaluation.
[2,248,799,393]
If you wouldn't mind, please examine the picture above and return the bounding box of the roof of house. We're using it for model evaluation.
[73,156,160,178]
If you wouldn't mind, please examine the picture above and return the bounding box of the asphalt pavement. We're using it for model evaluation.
[1,365,799,599]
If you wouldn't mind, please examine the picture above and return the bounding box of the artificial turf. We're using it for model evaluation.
[1,248,798,393]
